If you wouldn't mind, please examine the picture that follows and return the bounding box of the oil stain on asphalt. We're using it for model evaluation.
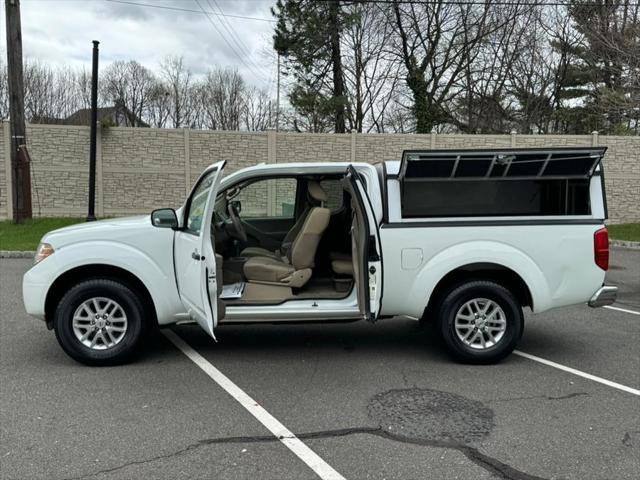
[365,388,546,480]
[367,388,495,444]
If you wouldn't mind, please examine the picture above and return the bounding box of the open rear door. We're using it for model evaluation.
[345,165,382,321]
[174,161,226,339]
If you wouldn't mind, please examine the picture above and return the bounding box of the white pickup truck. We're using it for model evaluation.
[23,148,617,365]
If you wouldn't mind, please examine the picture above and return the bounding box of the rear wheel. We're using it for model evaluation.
[437,280,523,364]
[53,279,146,366]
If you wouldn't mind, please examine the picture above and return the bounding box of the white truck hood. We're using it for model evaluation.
[41,215,158,249]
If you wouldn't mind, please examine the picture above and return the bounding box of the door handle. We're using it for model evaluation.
[192,251,205,261]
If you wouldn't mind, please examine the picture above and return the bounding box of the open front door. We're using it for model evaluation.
[174,161,226,339]
[345,165,382,321]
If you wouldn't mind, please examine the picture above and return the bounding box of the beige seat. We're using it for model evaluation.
[243,193,330,288]
[241,181,327,260]
[330,248,354,277]
[331,258,354,276]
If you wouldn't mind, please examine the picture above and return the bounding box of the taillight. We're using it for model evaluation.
[594,227,609,271]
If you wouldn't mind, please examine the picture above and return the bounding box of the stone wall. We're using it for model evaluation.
[0,121,638,223]
[0,123,7,217]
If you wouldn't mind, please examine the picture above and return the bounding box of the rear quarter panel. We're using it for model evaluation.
[379,224,606,318]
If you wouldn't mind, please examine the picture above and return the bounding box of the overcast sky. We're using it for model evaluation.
[2,0,278,93]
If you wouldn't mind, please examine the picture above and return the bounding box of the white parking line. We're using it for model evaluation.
[604,305,640,316]
[162,330,345,480]
[514,350,640,396]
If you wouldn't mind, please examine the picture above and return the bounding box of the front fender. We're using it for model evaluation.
[406,240,551,317]
[24,241,181,323]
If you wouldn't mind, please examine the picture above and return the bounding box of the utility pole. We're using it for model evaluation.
[5,0,32,222]
[275,52,280,132]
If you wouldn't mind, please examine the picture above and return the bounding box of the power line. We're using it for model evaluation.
[193,0,270,83]
[207,0,253,58]
[103,0,276,23]
[207,0,269,77]
[103,0,273,82]
[105,0,640,17]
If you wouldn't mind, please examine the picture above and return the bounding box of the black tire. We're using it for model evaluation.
[53,279,146,366]
[437,280,523,364]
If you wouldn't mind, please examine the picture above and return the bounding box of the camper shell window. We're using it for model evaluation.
[398,148,605,218]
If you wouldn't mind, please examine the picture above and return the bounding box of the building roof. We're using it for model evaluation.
[64,106,149,127]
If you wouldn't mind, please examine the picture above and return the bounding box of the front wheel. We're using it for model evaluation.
[53,279,147,366]
[438,280,523,364]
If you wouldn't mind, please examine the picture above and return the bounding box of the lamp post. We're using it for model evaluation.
[87,40,99,222]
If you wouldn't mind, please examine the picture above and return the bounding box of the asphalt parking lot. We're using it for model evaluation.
[1,247,639,480]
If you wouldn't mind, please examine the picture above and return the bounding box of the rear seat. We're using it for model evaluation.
[329,251,353,275]
[331,258,353,276]
[329,252,353,292]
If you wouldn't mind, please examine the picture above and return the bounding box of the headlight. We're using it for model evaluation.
[34,243,54,264]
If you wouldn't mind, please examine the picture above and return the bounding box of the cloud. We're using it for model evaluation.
[6,0,277,90]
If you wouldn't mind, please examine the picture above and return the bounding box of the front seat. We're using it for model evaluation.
[241,181,327,260]
[242,192,330,288]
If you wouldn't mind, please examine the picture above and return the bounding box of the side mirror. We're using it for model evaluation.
[230,200,241,214]
[151,208,178,229]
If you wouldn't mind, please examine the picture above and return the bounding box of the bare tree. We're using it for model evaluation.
[22,61,87,122]
[379,94,415,133]
[102,60,155,126]
[454,5,535,133]
[146,81,172,128]
[388,0,528,133]
[0,56,9,120]
[24,61,60,121]
[74,68,94,112]
[242,86,274,131]
[342,2,400,133]
[198,68,245,130]
[159,55,195,128]
[505,6,576,133]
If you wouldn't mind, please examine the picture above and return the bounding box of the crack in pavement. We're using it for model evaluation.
[488,392,589,403]
[63,426,547,480]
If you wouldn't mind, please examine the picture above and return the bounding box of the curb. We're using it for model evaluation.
[610,240,640,250]
[0,251,36,258]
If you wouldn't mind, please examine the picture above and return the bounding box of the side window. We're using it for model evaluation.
[319,179,344,212]
[401,179,591,218]
[235,178,297,218]
[185,169,219,234]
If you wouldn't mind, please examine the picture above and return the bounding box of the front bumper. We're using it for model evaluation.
[588,285,618,308]
[23,266,49,321]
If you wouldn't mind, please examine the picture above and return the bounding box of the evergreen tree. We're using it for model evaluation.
[272,0,348,133]
[557,0,639,134]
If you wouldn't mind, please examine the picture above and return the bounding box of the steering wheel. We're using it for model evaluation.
[227,201,248,243]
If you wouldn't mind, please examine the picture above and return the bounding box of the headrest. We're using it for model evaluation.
[307,181,328,203]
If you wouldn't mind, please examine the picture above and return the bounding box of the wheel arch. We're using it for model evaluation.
[423,262,533,320]
[44,264,158,330]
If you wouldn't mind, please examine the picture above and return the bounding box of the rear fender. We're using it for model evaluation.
[407,241,551,317]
